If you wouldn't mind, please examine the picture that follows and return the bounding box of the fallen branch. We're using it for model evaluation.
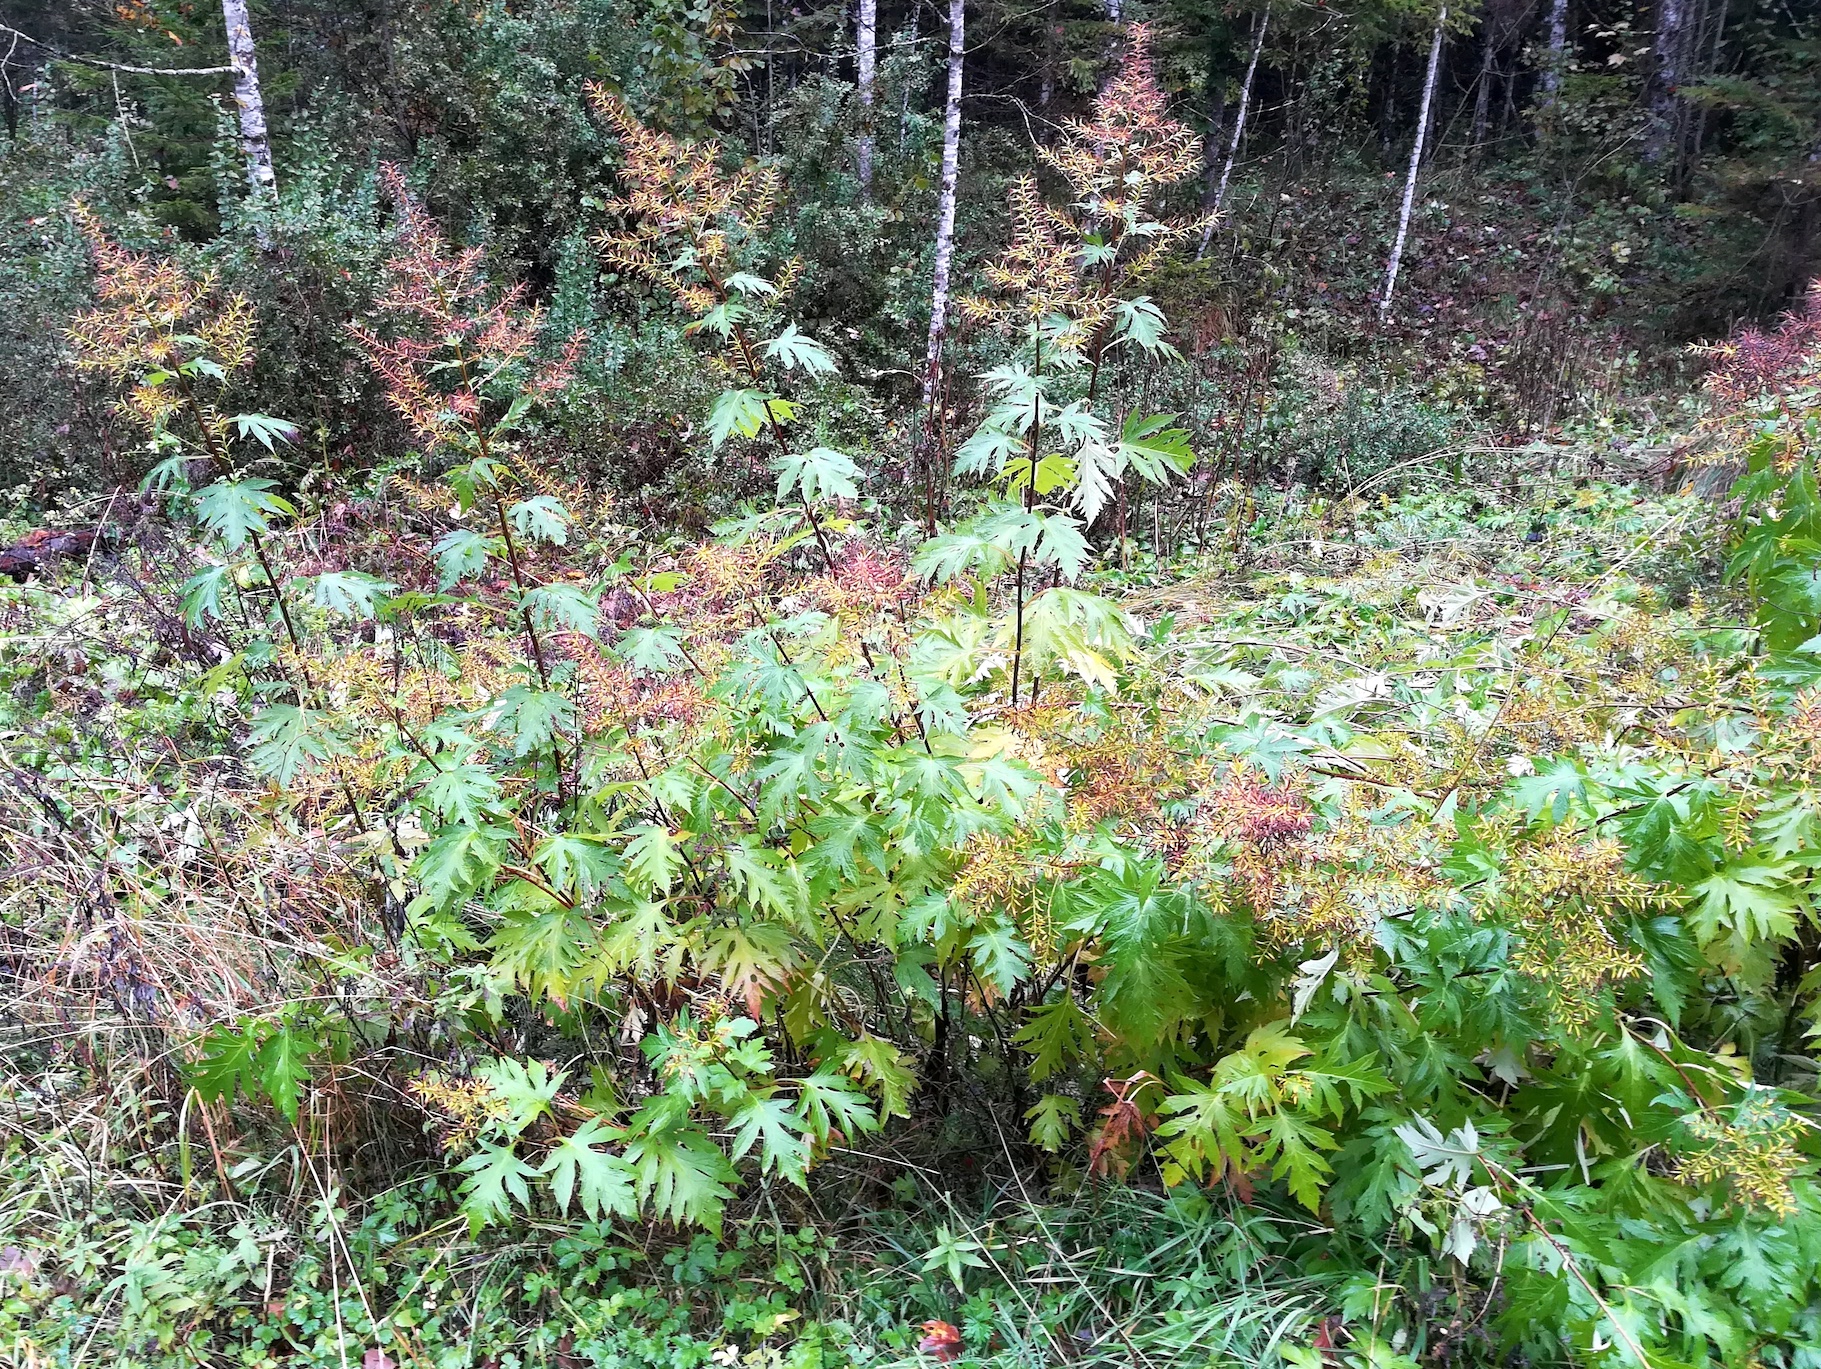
[1,23,237,77]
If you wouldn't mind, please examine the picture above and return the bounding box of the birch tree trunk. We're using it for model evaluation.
[1379,6,1446,321]
[220,0,276,195]
[1540,0,1569,104]
[1197,11,1267,258]
[855,0,877,192]
[1644,0,1689,163]
[917,0,965,514]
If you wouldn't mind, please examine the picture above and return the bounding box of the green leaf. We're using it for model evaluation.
[446,456,507,512]
[699,921,800,1017]
[508,495,571,546]
[1110,298,1178,358]
[433,529,498,589]
[180,564,231,627]
[708,389,774,447]
[490,904,598,1002]
[1015,996,1096,1082]
[477,1057,567,1135]
[413,824,509,909]
[1247,1107,1337,1212]
[308,571,394,619]
[187,1021,261,1112]
[491,391,536,438]
[912,529,1014,586]
[194,479,293,552]
[720,841,801,921]
[1002,451,1076,498]
[1688,860,1801,949]
[457,1142,540,1233]
[232,413,300,451]
[533,832,618,898]
[417,763,506,826]
[794,1071,879,1144]
[841,1035,917,1118]
[968,918,1032,997]
[730,1092,813,1185]
[1117,411,1194,483]
[622,1116,739,1231]
[485,685,575,757]
[1034,512,1090,581]
[187,1019,318,1124]
[921,1224,990,1292]
[521,583,600,638]
[1024,1093,1081,1152]
[725,272,778,298]
[1506,759,1589,825]
[1393,1116,1481,1189]
[624,824,682,896]
[247,704,349,785]
[1156,1075,1248,1186]
[774,447,859,504]
[616,626,687,675]
[542,1119,638,1220]
[954,422,1024,478]
[763,325,836,376]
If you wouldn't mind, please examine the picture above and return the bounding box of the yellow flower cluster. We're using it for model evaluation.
[408,1072,507,1154]
[1503,829,1652,1030]
[65,202,255,442]
[1678,1099,1809,1217]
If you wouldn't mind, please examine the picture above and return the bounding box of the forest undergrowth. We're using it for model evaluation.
[4,13,1821,1369]
[8,383,1821,1366]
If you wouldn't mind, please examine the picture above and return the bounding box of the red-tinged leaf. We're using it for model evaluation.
[918,1321,963,1362]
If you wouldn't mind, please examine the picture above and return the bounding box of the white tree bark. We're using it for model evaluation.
[918,0,964,430]
[1379,6,1446,320]
[1644,0,1689,162]
[1540,0,1569,103]
[855,0,877,192]
[220,0,275,195]
[1197,11,1267,258]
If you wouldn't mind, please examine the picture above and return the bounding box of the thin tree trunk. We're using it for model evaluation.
[1200,96,1228,215]
[220,0,276,195]
[918,0,965,528]
[1644,0,1688,163]
[1380,6,1447,321]
[1040,1,1057,109]
[1687,0,1729,170]
[1197,11,1266,257]
[1539,0,1569,104]
[1470,18,1497,152]
[855,0,877,192]
[901,5,920,150]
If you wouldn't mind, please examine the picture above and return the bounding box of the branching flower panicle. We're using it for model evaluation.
[1502,828,1651,1029]
[961,24,1207,343]
[66,202,256,440]
[961,176,1098,337]
[1677,1091,1812,1217]
[587,84,784,318]
[1700,278,1821,415]
[349,165,580,454]
[1037,24,1206,251]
